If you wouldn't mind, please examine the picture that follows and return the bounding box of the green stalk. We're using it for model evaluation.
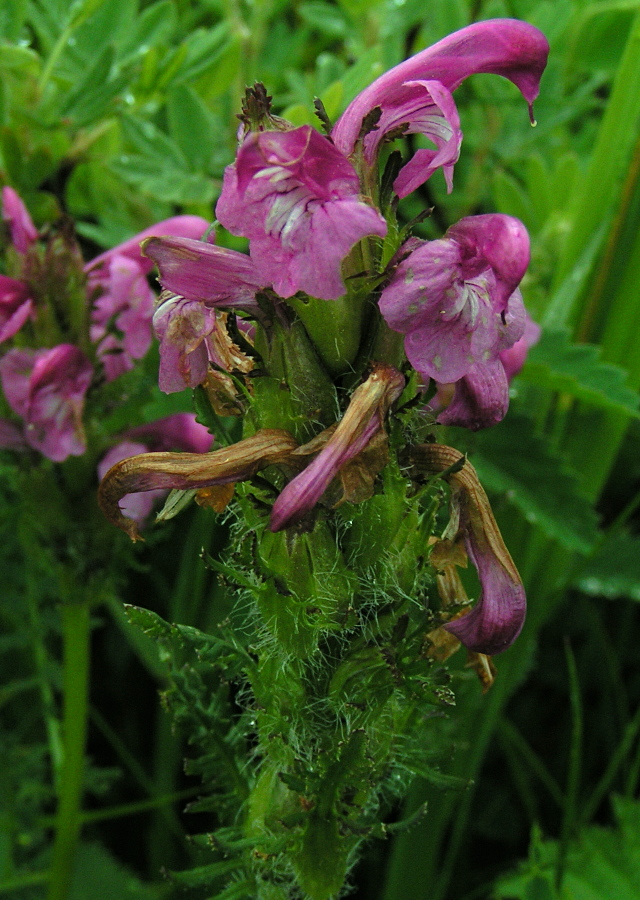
[47,602,91,900]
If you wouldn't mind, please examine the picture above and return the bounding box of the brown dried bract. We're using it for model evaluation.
[98,428,298,542]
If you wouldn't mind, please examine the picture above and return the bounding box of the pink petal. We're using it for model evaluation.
[2,187,37,253]
[436,360,510,430]
[216,126,387,300]
[0,345,93,462]
[85,215,211,275]
[142,236,264,309]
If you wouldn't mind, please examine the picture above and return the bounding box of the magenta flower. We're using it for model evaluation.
[97,414,214,526]
[414,443,526,655]
[379,214,530,429]
[86,216,210,381]
[0,344,93,461]
[90,254,155,381]
[2,187,38,253]
[270,364,405,531]
[0,275,33,344]
[444,517,526,654]
[332,19,549,197]
[126,413,214,454]
[215,125,387,300]
[144,236,266,392]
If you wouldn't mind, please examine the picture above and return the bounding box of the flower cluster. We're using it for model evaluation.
[0,188,214,527]
[98,19,549,655]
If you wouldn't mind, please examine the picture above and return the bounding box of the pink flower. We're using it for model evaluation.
[143,236,266,392]
[0,275,33,344]
[414,443,526,655]
[0,344,93,461]
[97,414,214,526]
[215,125,387,300]
[332,19,549,197]
[86,216,211,381]
[379,214,530,429]
[270,364,405,531]
[2,187,38,254]
[125,413,214,454]
[90,254,155,381]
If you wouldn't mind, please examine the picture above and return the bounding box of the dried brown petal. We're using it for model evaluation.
[99,428,298,541]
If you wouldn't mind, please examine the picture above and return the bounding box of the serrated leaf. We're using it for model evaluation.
[124,604,176,645]
[470,413,600,553]
[574,533,640,601]
[520,328,640,418]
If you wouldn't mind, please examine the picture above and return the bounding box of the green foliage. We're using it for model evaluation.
[460,412,600,553]
[69,843,161,900]
[520,329,640,418]
[3,2,640,900]
[575,533,640,601]
[494,796,640,900]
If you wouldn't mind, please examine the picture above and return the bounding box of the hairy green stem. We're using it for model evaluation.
[46,602,91,900]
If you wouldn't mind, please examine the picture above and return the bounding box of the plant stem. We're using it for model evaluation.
[46,601,91,900]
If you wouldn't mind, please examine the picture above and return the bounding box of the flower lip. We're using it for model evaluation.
[142,236,264,309]
[332,19,549,158]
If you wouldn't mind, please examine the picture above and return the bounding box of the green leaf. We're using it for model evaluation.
[119,114,187,168]
[167,84,216,172]
[520,328,640,418]
[495,796,640,900]
[298,2,348,38]
[57,44,129,127]
[469,413,600,553]
[69,842,158,900]
[116,0,177,66]
[574,533,640,601]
